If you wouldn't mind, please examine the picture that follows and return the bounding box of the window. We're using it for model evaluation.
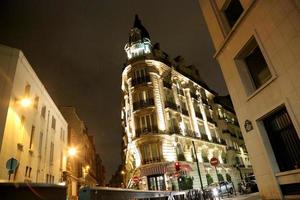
[140,143,162,164]
[51,116,56,130]
[132,68,150,86]
[135,114,157,136]
[41,106,46,118]
[25,166,32,178]
[60,152,63,170]
[263,107,300,172]
[134,68,147,79]
[244,45,271,89]
[34,96,39,109]
[236,37,272,94]
[49,142,54,165]
[24,84,31,96]
[38,132,43,156]
[224,0,244,28]
[29,126,35,149]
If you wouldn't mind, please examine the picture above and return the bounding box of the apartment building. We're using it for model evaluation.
[198,0,300,198]
[121,16,252,191]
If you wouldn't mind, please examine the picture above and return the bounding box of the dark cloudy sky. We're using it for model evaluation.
[0,0,228,181]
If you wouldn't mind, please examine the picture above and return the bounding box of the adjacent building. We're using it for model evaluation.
[0,44,68,183]
[121,16,252,191]
[198,0,300,199]
[60,107,98,199]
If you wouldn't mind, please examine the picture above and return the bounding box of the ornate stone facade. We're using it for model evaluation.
[121,16,252,191]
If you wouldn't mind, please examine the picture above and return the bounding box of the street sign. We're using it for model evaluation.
[6,157,19,174]
[210,157,219,167]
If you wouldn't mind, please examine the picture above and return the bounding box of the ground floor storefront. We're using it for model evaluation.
[128,161,253,191]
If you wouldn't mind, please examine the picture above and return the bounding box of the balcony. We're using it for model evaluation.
[135,126,158,137]
[163,81,172,89]
[132,76,150,87]
[143,157,161,164]
[133,99,155,111]
[165,101,178,111]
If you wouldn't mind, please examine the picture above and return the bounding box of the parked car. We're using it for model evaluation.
[204,181,234,198]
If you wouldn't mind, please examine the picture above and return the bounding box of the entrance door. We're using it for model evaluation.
[147,174,166,190]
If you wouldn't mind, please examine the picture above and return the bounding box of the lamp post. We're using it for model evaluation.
[192,141,204,191]
[65,147,78,200]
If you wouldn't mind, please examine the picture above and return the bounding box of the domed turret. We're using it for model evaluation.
[125,15,152,60]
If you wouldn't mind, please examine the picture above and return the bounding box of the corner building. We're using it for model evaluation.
[121,16,252,191]
[198,0,300,199]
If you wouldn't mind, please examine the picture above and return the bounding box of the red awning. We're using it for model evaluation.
[140,163,168,177]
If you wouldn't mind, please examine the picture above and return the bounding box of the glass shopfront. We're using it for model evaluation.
[147,174,166,191]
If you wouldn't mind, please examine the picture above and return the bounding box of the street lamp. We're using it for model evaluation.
[68,147,78,157]
[19,97,32,107]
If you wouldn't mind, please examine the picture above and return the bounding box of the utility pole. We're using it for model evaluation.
[192,141,204,191]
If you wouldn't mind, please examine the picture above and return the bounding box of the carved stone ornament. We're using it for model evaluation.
[244,120,253,132]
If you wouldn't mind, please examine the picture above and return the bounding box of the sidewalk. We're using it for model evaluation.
[222,192,261,200]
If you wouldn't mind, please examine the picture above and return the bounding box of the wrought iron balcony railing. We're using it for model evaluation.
[132,98,155,111]
[135,126,158,137]
[131,75,150,87]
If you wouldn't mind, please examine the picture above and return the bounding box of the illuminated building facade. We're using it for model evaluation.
[60,107,98,199]
[0,44,68,183]
[121,16,252,191]
[198,0,300,198]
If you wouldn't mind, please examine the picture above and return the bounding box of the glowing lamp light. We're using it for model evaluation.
[68,147,77,157]
[20,98,32,107]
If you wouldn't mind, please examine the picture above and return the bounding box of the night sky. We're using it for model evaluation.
[0,0,228,181]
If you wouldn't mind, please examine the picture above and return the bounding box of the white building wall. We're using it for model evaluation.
[199,0,300,199]
[0,45,68,183]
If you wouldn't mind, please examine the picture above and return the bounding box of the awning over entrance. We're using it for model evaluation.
[140,163,168,177]
[140,162,193,177]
